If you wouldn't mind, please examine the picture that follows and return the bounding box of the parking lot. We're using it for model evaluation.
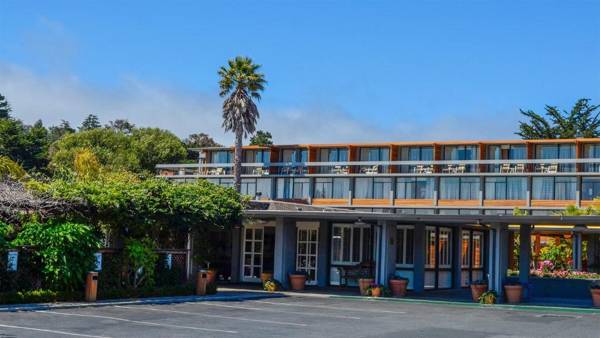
[1,295,599,338]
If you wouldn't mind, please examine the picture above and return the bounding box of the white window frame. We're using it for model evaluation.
[425,226,436,269]
[296,222,319,285]
[241,225,265,282]
[472,231,484,269]
[461,230,471,268]
[438,227,452,269]
[395,225,415,268]
[331,223,371,266]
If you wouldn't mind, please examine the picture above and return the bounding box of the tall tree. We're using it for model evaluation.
[184,133,221,148]
[516,98,600,139]
[218,56,266,192]
[249,130,273,146]
[79,114,101,131]
[49,120,76,143]
[107,119,136,134]
[0,93,11,119]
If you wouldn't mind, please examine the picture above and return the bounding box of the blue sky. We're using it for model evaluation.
[1,0,599,145]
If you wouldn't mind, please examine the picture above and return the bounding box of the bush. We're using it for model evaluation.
[0,289,83,305]
[479,290,497,304]
[263,279,282,292]
[124,238,159,289]
[13,221,101,291]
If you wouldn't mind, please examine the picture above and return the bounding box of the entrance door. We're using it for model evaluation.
[461,230,485,286]
[297,224,319,285]
[242,226,275,282]
[425,226,453,289]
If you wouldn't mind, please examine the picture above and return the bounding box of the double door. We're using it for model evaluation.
[424,226,453,289]
[296,225,319,285]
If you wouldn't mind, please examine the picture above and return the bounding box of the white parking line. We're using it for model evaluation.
[252,300,407,314]
[198,302,362,319]
[37,310,237,334]
[115,305,307,327]
[0,323,111,338]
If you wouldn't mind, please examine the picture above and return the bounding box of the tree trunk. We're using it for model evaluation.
[234,128,243,193]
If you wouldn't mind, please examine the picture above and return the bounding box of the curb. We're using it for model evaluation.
[0,292,285,313]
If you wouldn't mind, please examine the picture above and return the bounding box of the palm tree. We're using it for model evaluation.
[219,56,266,192]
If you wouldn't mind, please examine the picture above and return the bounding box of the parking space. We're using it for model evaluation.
[1,296,599,337]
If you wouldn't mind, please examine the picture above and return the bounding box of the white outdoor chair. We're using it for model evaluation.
[546,164,558,174]
[500,163,511,173]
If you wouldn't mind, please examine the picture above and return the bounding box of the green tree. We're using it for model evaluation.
[48,120,75,143]
[106,119,136,134]
[0,156,27,180]
[184,133,221,148]
[130,128,187,172]
[0,93,11,119]
[79,114,101,131]
[516,98,600,139]
[13,221,101,291]
[0,116,50,172]
[249,130,273,146]
[218,56,266,192]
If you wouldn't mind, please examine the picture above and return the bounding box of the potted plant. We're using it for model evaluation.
[263,279,281,292]
[479,290,497,304]
[389,277,409,297]
[470,279,488,302]
[367,283,383,297]
[358,272,375,296]
[504,281,523,304]
[590,281,600,307]
[289,271,307,291]
[261,271,273,283]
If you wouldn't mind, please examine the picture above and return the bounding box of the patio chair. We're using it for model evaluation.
[514,163,525,173]
[536,164,546,173]
[414,165,424,174]
[424,165,434,174]
[547,163,558,174]
[442,164,455,173]
[214,168,225,175]
[500,163,511,173]
[455,164,466,173]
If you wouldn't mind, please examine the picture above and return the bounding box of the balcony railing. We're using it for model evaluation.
[156,158,600,177]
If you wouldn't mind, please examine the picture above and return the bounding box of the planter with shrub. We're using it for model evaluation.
[389,277,409,297]
[358,276,375,296]
[590,281,600,307]
[479,290,497,304]
[366,283,384,297]
[289,271,307,291]
[504,282,523,304]
[470,279,488,302]
[261,272,274,284]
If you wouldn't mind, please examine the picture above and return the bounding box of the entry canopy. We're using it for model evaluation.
[245,201,600,231]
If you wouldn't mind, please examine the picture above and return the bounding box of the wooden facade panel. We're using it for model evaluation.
[530,200,576,207]
[351,198,392,206]
[438,199,480,207]
[394,199,434,206]
[390,145,399,173]
[580,200,600,208]
[483,200,527,207]
[312,198,348,206]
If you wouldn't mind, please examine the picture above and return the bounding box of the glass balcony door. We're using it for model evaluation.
[425,226,453,289]
[461,230,485,287]
[296,224,319,285]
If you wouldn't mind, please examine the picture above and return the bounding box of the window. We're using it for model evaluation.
[532,177,576,200]
[484,177,527,200]
[281,148,307,163]
[582,177,600,200]
[461,231,470,267]
[314,178,350,199]
[535,144,575,172]
[359,147,389,172]
[487,145,526,172]
[211,150,232,163]
[438,228,452,268]
[276,178,310,199]
[243,150,270,164]
[440,177,480,200]
[396,226,414,267]
[399,146,433,173]
[472,232,483,268]
[331,223,372,265]
[240,179,257,197]
[355,177,392,199]
[241,178,272,198]
[442,145,479,172]
[425,227,436,268]
[317,148,349,162]
[396,177,434,199]
[583,144,600,172]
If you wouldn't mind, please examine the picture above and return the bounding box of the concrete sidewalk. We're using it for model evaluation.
[0,290,285,313]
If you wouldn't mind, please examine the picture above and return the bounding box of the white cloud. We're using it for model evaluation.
[0,62,401,145]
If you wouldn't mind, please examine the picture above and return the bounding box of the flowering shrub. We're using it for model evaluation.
[529,269,600,280]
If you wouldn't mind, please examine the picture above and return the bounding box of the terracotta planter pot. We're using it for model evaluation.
[504,285,523,304]
[470,284,488,302]
[358,278,374,296]
[289,274,307,291]
[261,272,273,283]
[389,279,408,297]
[206,270,217,284]
[370,287,382,297]
[591,289,600,307]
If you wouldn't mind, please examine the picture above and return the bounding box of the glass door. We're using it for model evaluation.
[461,229,485,286]
[297,225,319,285]
[424,226,453,289]
[242,227,264,282]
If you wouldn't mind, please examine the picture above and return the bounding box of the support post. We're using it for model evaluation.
[519,224,531,299]
[273,218,297,288]
[491,224,509,298]
[413,224,426,293]
[452,225,463,289]
[572,231,583,271]
[317,220,329,287]
[230,226,242,283]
